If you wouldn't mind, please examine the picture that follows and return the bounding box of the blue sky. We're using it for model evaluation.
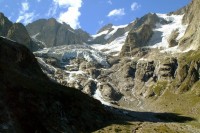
[0,0,191,34]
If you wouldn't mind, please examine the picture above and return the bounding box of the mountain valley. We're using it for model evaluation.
[0,0,200,132]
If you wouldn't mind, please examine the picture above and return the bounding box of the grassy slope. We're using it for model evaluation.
[92,50,200,133]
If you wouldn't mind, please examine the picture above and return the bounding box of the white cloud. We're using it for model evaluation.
[58,7,81,29]
[16,1,36,24]
[37,0,41,2]
[53,0,82,8]
[107,8,125,17]
[16,12,35,24]
[22,2,29,11]
[131,2,141,11]
[52,0,82,29]
[47,3,58,16]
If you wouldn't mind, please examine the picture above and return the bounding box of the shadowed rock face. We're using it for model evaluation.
[0,13,12,36]
[0,13,41,51]
[0,36,112,133]
[7,23,32,49]
[26,18,90,47]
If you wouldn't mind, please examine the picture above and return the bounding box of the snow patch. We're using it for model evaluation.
[148,14,187,49]
[104,24,128,40]
[64,70,85,82]
[92,30,109,38]
[91,32,128,56]
[68,29,75,33]
[36,57,57,74]
[32,33,40,39]
[93,88,110,106]
[0,36,16,43]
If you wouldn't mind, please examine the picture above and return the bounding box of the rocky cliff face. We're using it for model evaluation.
[0,36,112,133]
[7,23,31,46]
[0,13,12,36]
[120,13,171,57]
[180,0,200,50]
[26,18,90,47]
[0,13,41,51]
[31,1,200,104]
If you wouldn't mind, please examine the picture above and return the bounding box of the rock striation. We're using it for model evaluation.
[26,18,90,47]
[0,13,41,51]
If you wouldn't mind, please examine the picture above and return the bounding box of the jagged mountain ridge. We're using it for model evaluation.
[24,3,198,56]
[0,0,200,132]
[26,18,90,47]
[32,0,199,115]
[0,13,42,51]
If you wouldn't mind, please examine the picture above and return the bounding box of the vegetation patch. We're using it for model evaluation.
[152,81,168,96]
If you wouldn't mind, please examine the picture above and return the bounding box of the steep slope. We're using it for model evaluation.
[0,13,12,36]
[0,36,112,133]
[90,24,130,55]
[0,12,41,51]
[119,13,183,57]
[180,0,200,50]
[26,18,90,47]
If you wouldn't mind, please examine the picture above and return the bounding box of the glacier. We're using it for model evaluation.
[34,45,109,67]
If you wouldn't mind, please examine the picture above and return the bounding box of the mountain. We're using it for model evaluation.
[0,13,42,51]
[31,0,200,132]
[0,36,112,132]
[0,13,12,36]
[26,18,90,47]
[0,0,200,132]
[180,0,200,50]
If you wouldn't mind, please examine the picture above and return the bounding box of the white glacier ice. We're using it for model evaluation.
[91,32,128,56]
[104,24,128,40]
[34,45,109,67]
[148,14,188,52]
[91,30,109,39]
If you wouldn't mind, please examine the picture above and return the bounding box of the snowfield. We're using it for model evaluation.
[91,32,128,56]
[91,30,109,38]
[34,45,109,67]
[93,87,110,106]
[148,14,188,52]
[104,24,128,40]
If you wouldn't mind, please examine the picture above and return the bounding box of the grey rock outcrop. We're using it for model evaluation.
[83,80,97,95]
[180,0,200,50]
[97,23,113,34]
[120,13,172,57]
[0,12,41,51]
[26,18,90,47]
[157,57,178,80]
[99,83,122,101]
[167,29,179,47]
[120,24,153,57]
[0,13,12,36]
[7,23,32,49]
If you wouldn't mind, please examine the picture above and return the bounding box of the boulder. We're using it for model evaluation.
[83,80,97,95]
[168,29,179,47]
[100,83,122,101]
